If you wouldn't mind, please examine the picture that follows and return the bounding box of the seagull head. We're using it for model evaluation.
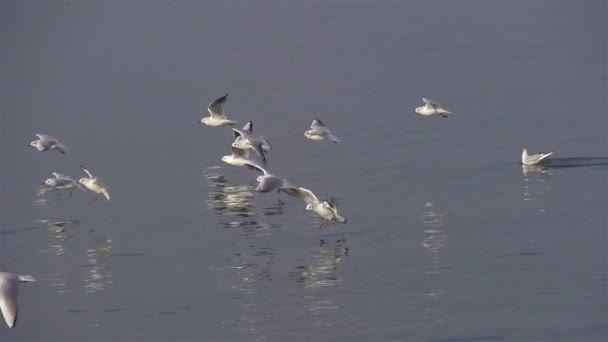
[304,130,312,138]
[78,178,91,186]
[200,117,209,124]
[43,178,54,187]
[414,107,423,114]
[29,140,42,149]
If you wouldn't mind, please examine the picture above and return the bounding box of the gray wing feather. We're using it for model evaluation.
[0,277,19,328]
[208,94,228,118]
[311,118,325,128]
[36,134,59,142]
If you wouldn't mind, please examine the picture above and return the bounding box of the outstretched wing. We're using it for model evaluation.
[208,94,228,118]
[0,277,19,328]
[232,128,244,139]
[80,165,94,178]
[52,172,73,180]
[36,134,59,143]
[243,161,269,176]
[311,118,325,128]
[242,121,253,132]
[283,186,319,204]
[422,97,441,109]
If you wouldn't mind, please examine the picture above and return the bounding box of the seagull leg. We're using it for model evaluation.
[440,113,449,118]
[69,188,74,197]
[319,221,329,229]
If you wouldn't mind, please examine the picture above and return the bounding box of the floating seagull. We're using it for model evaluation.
[78,165,110,202]
[28,134,69,154]
[414,98,451,118]
[0,272,35,328]
[521,148,554,165]
[243,162,291,196]
[304,118,341,143]
[232,121,271,163]
[283,187,347,229]
[42,172,85,196]
[200,94,237,127]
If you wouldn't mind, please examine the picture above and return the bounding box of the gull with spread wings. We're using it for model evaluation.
[78,165,111,202]
[304,118,341,143]
[42,172,85,196]
[283,186,347,229]
[200,94,237,127]
[232,121,271,163]
[28,134,69,154]
[414,98,451,118]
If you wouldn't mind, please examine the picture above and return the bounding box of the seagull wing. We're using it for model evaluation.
[311,118,326,128]
[243,161,269,176]
[52,172,73,180]
[283,186,319,204]
[36,134,59,143]
[80,165,94,178]
[207,94,228,118]
[0,276,19,328]
[422,97,441,109]
[242,121,253,132]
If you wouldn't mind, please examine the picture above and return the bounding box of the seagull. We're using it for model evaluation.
[0,272,35,328]
[304,118,341,143]
[200,94,237,127]
[243,162,291,202]
[28,134,69,154]
[221,146,254,167]
[521,148,554,165]
[42,172,85,196]
[78,165,110,202]
[232,121,271,163]
[414,98,451,118]
[282,186,347,229]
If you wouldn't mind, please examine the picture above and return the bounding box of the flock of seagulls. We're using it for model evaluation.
[1,93,556,329]
[201,93,348,228]
[27,134,111,202]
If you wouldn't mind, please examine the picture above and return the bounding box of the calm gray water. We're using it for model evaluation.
[1,2,606,341]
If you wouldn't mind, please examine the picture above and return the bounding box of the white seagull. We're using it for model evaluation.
[42,172,85,196]
[414,98,451,118]
[221,146,254,167]
[200,94,237,127]
[28,134,69,154]
[0,272,35,328]
[232,121,271,163]
[304,118,341,143]
[521,148,554,165]
[78,165,111,202]
[243,162,291,195]
[283,187,347,229]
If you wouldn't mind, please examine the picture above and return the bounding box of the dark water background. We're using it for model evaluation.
[1,2,606,341]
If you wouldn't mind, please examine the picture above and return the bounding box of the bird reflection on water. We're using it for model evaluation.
[521,166,552,212]
[290,239,349,289]
[83,238,113,294]
[419,202,448,331]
